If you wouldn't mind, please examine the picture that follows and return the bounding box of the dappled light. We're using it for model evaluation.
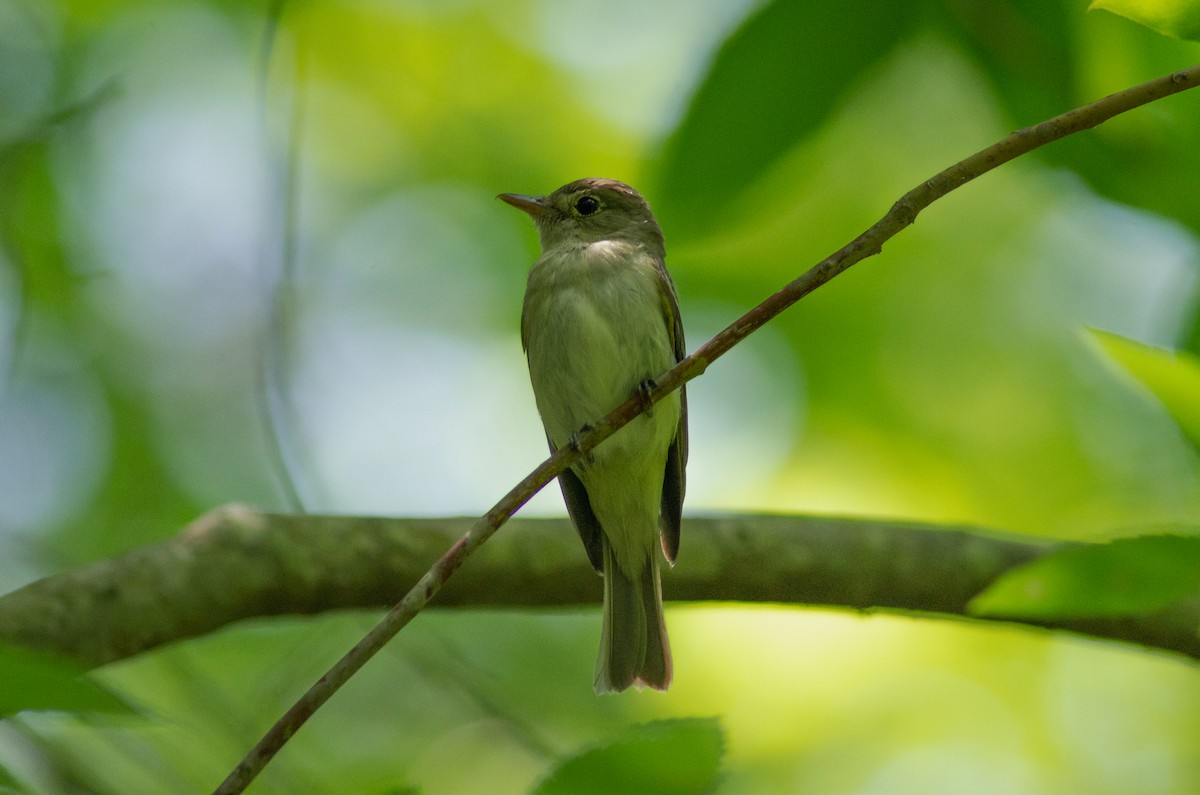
[2,1,1200,793]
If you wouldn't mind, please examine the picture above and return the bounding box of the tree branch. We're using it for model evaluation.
[4,506,1200,669]
[203,63,1200,792]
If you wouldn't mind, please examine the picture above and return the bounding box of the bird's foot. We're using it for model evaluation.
[635,378,657,418]
[570,424,595,465]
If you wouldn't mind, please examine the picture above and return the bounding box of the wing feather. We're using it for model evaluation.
[653,256,687,564]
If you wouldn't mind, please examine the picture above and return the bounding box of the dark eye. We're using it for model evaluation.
[575,195,601,216]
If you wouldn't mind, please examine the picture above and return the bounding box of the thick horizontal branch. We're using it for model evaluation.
[3,505,1198,667]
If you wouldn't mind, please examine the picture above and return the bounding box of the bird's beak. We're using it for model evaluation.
[498,192,550,218]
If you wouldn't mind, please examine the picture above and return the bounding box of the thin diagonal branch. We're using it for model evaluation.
[214,63,1200,794]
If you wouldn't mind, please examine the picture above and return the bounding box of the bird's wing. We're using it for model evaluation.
[548,436,605,573]
[654,256,687,565]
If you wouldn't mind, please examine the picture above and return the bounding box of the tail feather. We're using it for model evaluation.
[595,539,672,693]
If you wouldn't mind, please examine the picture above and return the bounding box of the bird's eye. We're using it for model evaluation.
[575,195,601,216]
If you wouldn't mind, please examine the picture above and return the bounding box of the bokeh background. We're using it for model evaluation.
[2,0,1200,792]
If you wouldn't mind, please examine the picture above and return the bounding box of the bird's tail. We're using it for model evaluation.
[595,538,672,693]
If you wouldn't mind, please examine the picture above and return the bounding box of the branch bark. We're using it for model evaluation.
[4,505,1200,669]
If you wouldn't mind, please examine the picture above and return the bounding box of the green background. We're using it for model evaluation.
[2,0,1200,792]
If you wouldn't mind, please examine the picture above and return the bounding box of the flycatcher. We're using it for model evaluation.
[499,178,687,692]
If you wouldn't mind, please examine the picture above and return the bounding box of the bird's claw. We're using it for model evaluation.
[570,424,595,465]
[635,378,657,418]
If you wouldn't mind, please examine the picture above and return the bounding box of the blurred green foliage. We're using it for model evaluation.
[2,0,1200,792]
[1091,328,1200,451]
[1093,0,1200,41]
[971,534,1200,618]
[0,643,129,718]
[532,718,724,795]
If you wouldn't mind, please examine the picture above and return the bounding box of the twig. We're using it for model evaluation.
[255,0,310,511]
[213,63,1200,794]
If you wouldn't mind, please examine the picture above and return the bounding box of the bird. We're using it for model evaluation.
[499,178,687,692]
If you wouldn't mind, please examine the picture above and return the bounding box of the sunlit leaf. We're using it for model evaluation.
[0,642,132,718]
[656,0,912,239]
[1091,0,1200,40]
[969,535,1200,619]
[533,718,724,795]
[1088,328,1200,451]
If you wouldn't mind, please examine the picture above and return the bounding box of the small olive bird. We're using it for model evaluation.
[499,178,687,692]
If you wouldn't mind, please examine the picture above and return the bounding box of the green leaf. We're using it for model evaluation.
[1091,0,1200,41]
[0,761,25,794]
[937,1,1200,244]
[1087,328,1200,451]
[934,0,1076,122]
[969,535,1200,619]
[533,718,724,795]
[655,0,913,239]
[0,642,132,718]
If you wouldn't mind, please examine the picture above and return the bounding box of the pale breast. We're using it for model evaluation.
[522,243,676,447]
